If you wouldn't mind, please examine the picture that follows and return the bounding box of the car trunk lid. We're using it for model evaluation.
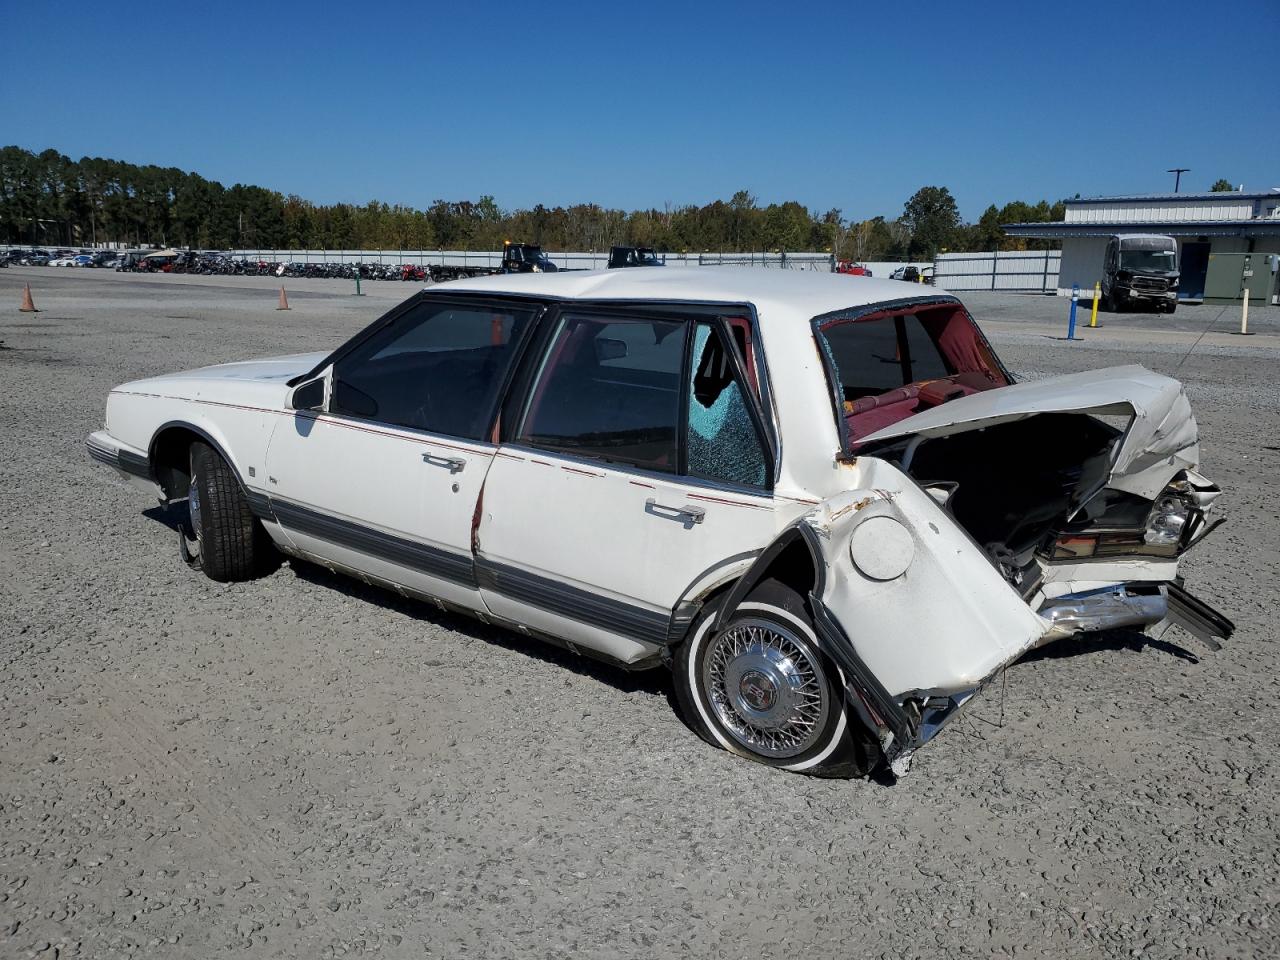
[857,364,1197,499]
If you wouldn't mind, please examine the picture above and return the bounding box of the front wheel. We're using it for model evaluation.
[674,580,876,778]
[181,441,276,582]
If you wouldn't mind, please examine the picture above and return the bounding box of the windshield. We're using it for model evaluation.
[637,250,662,264]
[1120,250,1176,273]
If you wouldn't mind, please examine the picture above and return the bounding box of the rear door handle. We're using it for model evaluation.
[422,453,466,473]
[645,498,706,524]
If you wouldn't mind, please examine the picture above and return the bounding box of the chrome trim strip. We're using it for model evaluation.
[475,556,672,646]
[1165,582,1234,649]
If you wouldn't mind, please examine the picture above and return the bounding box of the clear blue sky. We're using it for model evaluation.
[3,0,1277,222]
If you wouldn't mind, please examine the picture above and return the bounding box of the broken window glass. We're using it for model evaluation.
[685,322,767,489]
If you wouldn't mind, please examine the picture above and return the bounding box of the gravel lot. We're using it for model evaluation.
[2,267,1278,959]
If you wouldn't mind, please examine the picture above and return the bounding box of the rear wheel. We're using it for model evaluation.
[674,580,876,778]
[182,441,275,582]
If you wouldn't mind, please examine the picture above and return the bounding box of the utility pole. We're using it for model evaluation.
[1167,168,1190,192]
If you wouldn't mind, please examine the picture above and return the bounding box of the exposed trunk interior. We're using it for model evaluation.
[895,413,1122,576]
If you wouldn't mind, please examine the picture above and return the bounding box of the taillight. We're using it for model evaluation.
[1050,530,1182,561]
[1052,534,1098,560]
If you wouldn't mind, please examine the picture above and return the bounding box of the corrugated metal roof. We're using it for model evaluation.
[1003,220,1280,238]
[1066,190,1279,205]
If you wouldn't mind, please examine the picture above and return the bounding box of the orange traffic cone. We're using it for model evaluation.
[276,286,291,311]
[19,283,38,312]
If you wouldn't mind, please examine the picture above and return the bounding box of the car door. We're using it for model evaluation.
[475,306,787,665]
[265,296,540,609]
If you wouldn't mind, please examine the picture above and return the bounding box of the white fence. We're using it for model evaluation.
[225,249,934,275]
[933,250,1060,292]
[226,249,842,271]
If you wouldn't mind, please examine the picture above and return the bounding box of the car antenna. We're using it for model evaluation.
[1173,303,1229,374]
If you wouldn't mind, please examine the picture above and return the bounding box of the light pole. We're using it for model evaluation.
[1167,168,1190,192]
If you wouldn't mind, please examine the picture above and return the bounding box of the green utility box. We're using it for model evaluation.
[1203,252,1280,304]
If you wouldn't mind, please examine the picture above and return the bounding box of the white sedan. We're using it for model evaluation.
[87,269,1232,777]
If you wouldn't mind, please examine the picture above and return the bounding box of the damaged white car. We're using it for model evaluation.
[86,270,1232,777]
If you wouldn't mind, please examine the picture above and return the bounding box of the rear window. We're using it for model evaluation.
[822,312,950,400]
[814,301,1010,448]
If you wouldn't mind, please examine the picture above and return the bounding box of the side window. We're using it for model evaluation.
[330,301,535,440]
[518,314,684,471]
[686,322,768,488]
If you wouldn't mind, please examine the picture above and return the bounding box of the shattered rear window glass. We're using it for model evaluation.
[686,323,767,488]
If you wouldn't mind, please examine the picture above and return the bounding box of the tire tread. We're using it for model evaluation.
[190,442,270,582]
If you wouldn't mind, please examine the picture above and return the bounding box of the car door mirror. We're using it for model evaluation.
[289,376,326,412]
[595,337,628,363]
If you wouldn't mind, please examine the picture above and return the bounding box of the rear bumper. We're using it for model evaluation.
[896,582,1233,773]
[1038,584,1167,639]
[1036,582,1234,647]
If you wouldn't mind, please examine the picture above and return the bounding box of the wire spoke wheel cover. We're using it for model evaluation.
[702,616,830,759]
[188,475,203,546]
[178,473,203,565]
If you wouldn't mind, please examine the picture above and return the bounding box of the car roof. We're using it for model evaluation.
[439,267,942,327]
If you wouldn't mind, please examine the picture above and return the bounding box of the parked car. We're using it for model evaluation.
[20,251,50,265]
[890,265,933,284]
[608,246,665,268]
[49,254,79,267]
[73,254,95,267]
[835,260,872,276]
[86,270,1232,778]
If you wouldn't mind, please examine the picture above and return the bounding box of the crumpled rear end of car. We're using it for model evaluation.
[806,365,1233,772]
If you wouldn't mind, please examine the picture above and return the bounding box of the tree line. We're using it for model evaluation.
[1,145,1233,260]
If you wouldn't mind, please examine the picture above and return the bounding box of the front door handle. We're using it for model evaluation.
[645,498,706,525]
[422,453,466,473]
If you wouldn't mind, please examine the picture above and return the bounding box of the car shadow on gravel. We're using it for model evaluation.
[142,505,679,703]
[1020,626,1200,664]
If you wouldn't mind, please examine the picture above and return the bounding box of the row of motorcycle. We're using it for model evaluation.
[123,253,485,282]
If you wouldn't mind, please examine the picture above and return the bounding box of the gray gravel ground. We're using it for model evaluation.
[2,267,1278,959]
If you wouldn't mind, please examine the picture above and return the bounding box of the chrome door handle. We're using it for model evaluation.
[645,498,706,524]
[422,453,466,473]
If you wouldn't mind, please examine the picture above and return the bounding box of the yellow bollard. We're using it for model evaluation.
[1089,281,1100,328]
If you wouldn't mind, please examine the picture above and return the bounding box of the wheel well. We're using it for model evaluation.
[691,531,821,645]
[758,537,819,601]
[150,426,205,500]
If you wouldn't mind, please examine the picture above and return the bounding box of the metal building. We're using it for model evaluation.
[1003,189,1280,302]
